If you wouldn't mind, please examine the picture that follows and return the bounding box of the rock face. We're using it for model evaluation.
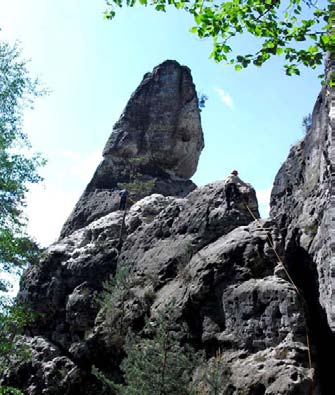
[60,60,204,238]
[6,183,316,394]
[270,88,332,321]
[270,56,335,394]
[8,184,309,395]
[4,59,335,394]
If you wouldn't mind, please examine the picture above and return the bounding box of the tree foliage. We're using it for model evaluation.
[302,112,312,132]
[93,303,204,394]
[0,302,34,394]
[198,92,208,112]
[104,0,333,76]
[0,37,45,393]
[100,265,135,343]
[0,39,45,288]
[118,157,155,198]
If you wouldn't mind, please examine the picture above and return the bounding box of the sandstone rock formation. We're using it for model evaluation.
[269,55,335,395]
[7,185,301,395]
[271,57,334,331]
[3,59,335,394]
[60,60,204,238]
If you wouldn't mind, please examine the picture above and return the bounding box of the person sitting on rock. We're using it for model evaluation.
[118,189,128,210]
[224,170,248,210]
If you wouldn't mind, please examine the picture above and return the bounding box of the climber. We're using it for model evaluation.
[118,188,128,210]
[224,170,248,210]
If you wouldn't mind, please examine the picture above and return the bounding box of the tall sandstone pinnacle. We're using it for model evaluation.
[60,60,204,238]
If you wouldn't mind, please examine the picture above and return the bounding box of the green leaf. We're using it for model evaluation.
[235,64,242,71]
[104,0,328,77]
[320,35,329,45]
[155,4,166,11]
[276,47,284,55]
[307,46,318,54]
[194,13,202,24]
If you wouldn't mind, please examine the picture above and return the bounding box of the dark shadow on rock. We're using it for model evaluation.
[285,236,335,395]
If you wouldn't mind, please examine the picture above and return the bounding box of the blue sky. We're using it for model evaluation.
[0,0,325,247]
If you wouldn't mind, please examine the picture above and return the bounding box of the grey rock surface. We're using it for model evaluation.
[269,57,335,394]
[5,180,316,394]
[60,60,204,238]
[270,86,333,329]
[4,336,85,395]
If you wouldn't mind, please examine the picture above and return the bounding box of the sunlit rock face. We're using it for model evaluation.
[270,84,333,328]
[270,56,335,394]
[103,60,204,179]
[60,60,204,238]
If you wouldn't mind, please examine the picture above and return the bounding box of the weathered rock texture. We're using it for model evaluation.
[60,60,204,238]
[270,87,331,324]
[4,59,335,395]
[8,185,313,395]
[270,55,335,394]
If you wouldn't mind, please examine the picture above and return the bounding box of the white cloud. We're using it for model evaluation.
[256,188,272,218]
[214,87,235,109]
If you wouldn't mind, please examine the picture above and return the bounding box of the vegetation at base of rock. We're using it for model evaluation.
[100,265,135,341]
[104,0,332,76]
[0,303,34,393]
[119,178,155,197]
[195,350,226,395]
[119,157,155,197]
[93,302,206,394]
[0,386,24,394]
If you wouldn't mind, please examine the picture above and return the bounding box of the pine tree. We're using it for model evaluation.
[93,302,203,395]
[100,265,134,346]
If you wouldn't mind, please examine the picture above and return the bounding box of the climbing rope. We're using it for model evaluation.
[243,201,314,394]
[117,209,127,249]
[243,203,300,295]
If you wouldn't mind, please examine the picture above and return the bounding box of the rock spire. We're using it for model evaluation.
[60,60,204,238]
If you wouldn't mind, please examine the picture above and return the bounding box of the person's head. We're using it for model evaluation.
[231,170,238,176]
